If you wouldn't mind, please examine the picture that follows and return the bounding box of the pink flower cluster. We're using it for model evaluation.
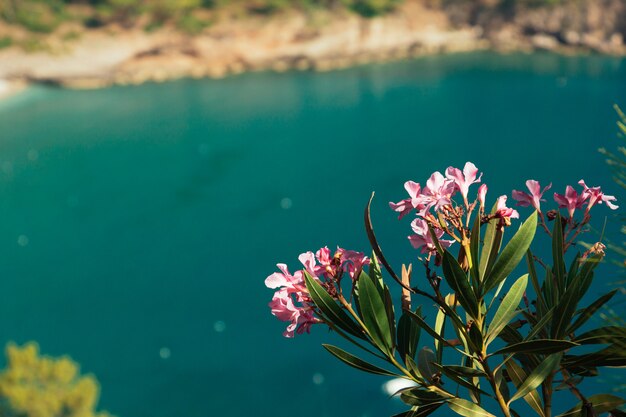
[391,162,619,255]
[390,162,518,254]
[265,247,369,338]
[512,179,618,217]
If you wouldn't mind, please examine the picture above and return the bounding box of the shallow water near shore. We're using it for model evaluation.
[0,51,625,417]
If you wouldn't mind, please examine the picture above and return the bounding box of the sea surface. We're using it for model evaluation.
[0,52,625,417]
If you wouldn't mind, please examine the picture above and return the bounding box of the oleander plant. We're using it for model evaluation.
[265,162,626,417]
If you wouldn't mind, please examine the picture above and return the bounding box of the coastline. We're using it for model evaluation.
[0,0,624,96]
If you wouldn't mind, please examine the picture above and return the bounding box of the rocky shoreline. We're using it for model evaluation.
[0,0,624,95]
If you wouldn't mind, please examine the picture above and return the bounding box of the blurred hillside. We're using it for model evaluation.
[0,0,624,93]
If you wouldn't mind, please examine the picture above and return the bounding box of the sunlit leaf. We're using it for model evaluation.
[491,339,578,356]
[356,271,394,352]
[304,272,365,339]
[482,212,537,294]
[447,398,496,417]
[505,359,545,417]
[486,274,528,346]
[322,344,397,376]
[508,354,561,404]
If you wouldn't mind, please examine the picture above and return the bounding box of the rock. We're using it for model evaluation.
[610,33,623,49]
[563,31,581,46]
[531,34,560,51]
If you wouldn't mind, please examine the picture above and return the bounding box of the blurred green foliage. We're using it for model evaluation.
[600,105,626,276]
[0,0,578,34]
[0,342,112,417]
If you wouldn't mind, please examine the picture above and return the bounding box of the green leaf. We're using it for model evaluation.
[443,365,487,378]
[482,212,537,294]
[432,363,490,397]
[304,272,365,339]
[568,290,618,334]
[470,212,482,288]
[491,339,578,356]
[555,394,626,417]
[406,310,449,348]
[574,326,626,345]
[442,251,479,319]
[526,250,547,315]
[356,271,394,353]
[322,344,398,376]
[551,213,566,291]
[435,301,446,363]
[508,353,562,404]
[368,252,385,292]
[400,388,446,406]
[479,202,501,280]
[505,359,545,417]
[417,347,438,384]
[564,345,626,367]
[447,398,496,417]
[525,307,555,341]
[486,274,528,346]
[384,285,397,349]
[551,254,602,339]
[398,309,422,362]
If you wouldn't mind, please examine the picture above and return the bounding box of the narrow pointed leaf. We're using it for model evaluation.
[525,307,555,341]
[304,272,365,339]
[470,212,481,287]
[442,251,479,319]
[398,309,422,362]
[505,359,545,417]
[568,290,618,334]
[447,398,497,417]
[486,274,528,346]
[526,250,547,315]
[552,213,566,290]
[508,353,561,405]
[417,347,438,384]
[479,202,501,280]
[323,344,397,376]
[555,394,626,417]
[357,271,394,352]
[400,388,446,406]
[432,363,490,396]
[491,339,578,356]
[574,326,626,345]
[483,212,537,294]
[406,310,449,348]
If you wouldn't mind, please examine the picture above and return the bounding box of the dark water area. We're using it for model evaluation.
[0,51,625,417]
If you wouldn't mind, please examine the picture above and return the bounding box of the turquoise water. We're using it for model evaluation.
[0,52,625,417]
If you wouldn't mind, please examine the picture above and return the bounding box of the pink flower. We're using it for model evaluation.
[299,251,318,279]
[314,246,370,280]
[554,186,586,218]
[408,218,454,254]
[495,195,519,220]
[445,162,482,204]
[477,184,488,208]
[389,181,423,219]
[418,172,456,215]
[512,180,552,213]
[265,263,306,299]
[578,180,619,212]
[269,289,319,338]
[340,249,370,280]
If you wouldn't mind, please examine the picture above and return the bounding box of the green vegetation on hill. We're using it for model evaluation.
[0,0,572,34]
